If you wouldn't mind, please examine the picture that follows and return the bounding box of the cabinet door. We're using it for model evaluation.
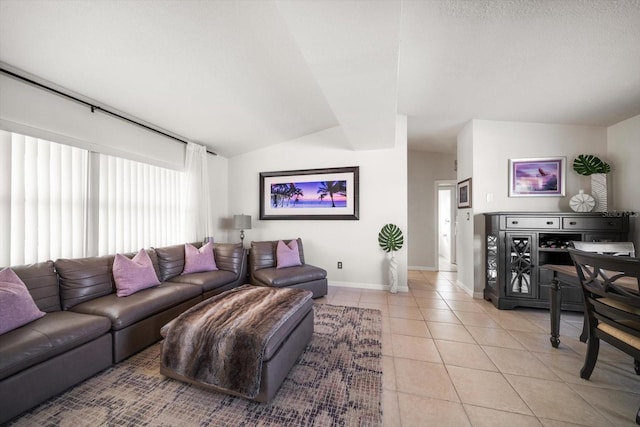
[505,233,537,299]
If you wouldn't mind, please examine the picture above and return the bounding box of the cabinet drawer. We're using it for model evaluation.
[505,216,560,229]
[562,217,623,230]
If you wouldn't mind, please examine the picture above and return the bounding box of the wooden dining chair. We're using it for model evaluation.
[568,248,640,424]
[567,241,636,342]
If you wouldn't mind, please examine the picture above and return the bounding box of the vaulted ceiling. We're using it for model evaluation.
[1,0,639,158]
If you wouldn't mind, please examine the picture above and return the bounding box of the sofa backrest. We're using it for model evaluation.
[212,243,245,275]
[249,238,305,273]
[155,242,202,282]
[11,261,61,312]
[55,249,161,310]
[55,255,115,310]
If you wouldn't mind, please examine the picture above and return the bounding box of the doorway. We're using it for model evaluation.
[437,182,457,272]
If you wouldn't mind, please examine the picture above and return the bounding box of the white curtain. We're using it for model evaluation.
[97,153,183,255]
[182,142,211,242]
[0,130,88,266]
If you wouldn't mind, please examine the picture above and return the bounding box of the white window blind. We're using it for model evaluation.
[97,153,183,255]
[0,130,88,266]
[1,130,187,265]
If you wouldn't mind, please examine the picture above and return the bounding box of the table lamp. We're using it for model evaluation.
[233,214,252,244]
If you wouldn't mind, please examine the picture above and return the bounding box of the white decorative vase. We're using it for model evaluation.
[389,254,398,294]
[591,173,608,212]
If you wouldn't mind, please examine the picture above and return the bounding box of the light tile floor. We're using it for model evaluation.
[315,270,640,427]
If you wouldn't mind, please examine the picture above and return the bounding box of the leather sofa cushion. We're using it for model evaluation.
[55,255,115,310]
[155,242,202,282]
[212,243,244,275]
[69,282,202,331]
[168,270,238,292]
[263,297,313,361]
[250,241,276,270]
[255,264,327,288]
[0,311,111,380]
[56,250,161,310]
[11,261,60,312]
[250,239,305,272]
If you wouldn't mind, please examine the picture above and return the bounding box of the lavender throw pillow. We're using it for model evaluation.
[182,242,218,275]
[0,267,46,335]
[113,249,161,297]
[276,239,302,269]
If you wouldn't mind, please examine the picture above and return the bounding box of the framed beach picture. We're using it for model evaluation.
[260,166,359,220]
[509,157,566,197]
[457,178,472,208]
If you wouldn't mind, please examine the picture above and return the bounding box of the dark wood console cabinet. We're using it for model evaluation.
[483,212,630,310]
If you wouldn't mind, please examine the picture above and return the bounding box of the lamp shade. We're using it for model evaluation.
[233,214,252,230]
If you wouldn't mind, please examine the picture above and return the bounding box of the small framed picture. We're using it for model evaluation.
[457,178,472,208]
[509,157,566,197]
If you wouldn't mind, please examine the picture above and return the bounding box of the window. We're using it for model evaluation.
[97,153,183,255]
[0,130,88,266]
[0,130,185,266]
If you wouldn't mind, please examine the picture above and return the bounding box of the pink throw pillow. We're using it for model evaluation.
[276,239,302,269]
[182,242,218,275]
[0,267,46,335]
[113,249,161,297]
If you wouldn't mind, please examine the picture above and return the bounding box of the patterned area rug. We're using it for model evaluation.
[9,304,382,426]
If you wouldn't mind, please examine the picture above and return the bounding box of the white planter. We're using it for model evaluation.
[389,254,398,294]
[591,173,608,212]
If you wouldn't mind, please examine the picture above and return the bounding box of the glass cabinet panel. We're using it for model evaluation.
[506,234,535,298]
[486,235,498,290]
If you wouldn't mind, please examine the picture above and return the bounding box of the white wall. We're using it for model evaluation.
[0,73,230,241]
[456,121,475,295]
[407,150,456,269]
[207,154,230,239]
[607,114,640,247]
[457,120,609,297]
[472,120,608,214]
[0,74,184,169]
[228,116,409,291]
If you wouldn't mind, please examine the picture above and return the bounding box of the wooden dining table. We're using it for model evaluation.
[541,263,639,348]
[541,264,586,348]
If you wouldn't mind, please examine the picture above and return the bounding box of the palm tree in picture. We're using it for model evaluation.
[286,183,303,207]
[270,184,289,207]
[317,181,346,208]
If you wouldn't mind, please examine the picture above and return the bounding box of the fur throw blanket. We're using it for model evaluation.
[160,285,312,399]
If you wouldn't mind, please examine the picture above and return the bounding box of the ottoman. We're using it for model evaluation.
[159,285,313,403]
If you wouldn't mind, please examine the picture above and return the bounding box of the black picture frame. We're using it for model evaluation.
[260,166,359,220]
[457,177,472,209]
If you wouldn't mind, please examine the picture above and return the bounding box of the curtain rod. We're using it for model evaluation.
[0,67,217,156]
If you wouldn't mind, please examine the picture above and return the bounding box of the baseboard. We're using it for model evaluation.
[452,279,478,299]
[328,281,410,293]
[408,266,438,271]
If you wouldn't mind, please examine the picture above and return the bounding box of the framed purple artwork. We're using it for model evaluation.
[260,166,359,220]
[509,157,566,197]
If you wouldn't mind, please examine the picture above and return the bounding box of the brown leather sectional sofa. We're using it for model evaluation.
[0,242,247,424]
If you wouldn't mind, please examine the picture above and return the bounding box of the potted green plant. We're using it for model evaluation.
[572,154,611,212]
[378,223,404,293]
